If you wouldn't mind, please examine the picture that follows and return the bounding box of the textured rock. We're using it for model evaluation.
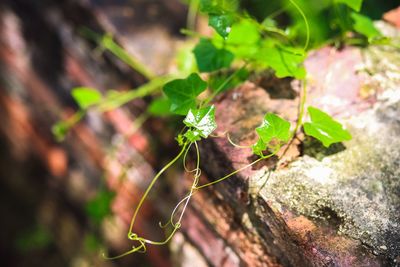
[182,22,400,266]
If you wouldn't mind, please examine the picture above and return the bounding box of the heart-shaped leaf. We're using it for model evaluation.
[199,0,238,13]
[163,73,207,115]
[183,105,217,141]
[303,107,352,147]
[351,12,381,39]
[71,87,102,109]
[335,0,363,12]
[256,113,291,144]
[193,38,234,73]
[258,44,306,79]
[252,113,290,156]
[251,138,267,157]
[209,14,235,38]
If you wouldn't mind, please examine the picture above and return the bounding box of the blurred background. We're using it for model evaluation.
[0,0,398,267]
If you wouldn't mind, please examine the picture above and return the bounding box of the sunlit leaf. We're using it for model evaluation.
[216,19,260,59]
[251,138,267,156]
[71,87,102,109]
[183,105,217,141]
[163,73,207,115]
[199,0,238,13]
[351,12,381,39]
[256,113,291,144]
[193,38,234,72]
[225,19,260,45]
[258,44,306,79]
[148,97,172,117]
[176,45,198,75]
[335,0,363,12]
[209,13,236,38]
[303,106,352,147]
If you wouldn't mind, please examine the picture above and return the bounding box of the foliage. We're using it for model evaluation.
[71,87,102,109]
[303,107,352,147]
[183,105,217,141]
[193,38,234,72]
[163,73,207,115]
[50,0,396,259]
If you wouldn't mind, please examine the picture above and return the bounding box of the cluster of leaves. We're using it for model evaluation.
[54,0,394,258]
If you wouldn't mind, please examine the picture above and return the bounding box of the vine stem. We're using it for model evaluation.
[194,149,278,190]
[187,0,199,31]
[289,0,310,51]
[127,142,189,237]
[279,79,307,159]
[201,63,248,107]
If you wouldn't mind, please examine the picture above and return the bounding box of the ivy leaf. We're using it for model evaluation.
[335,0,363,12]
[199,0,238,13]
[216,19,260,59]
[163,73,207,115]
[303,107,352,147]
[71,87,102,109]
[251,138,267,157]
[258,44,306,79]
[193,38,234,73]
[256,113,291,144]
[351,12,381,39]
[147,97,172,117]
[184,129,202,142]
[183,105,217,141]
[209,14,235,38]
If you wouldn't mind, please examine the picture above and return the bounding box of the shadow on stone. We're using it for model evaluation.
[301,135,346,161]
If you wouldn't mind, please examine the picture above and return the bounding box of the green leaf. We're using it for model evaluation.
[215,19,260,59]
[225,19,260,45]
[163,73,207,115]
[52,121,68,142]
[85,189,115,224]
[209,14,235,38]
[351,12,381,39]
[256,113,291,144]
[148,97,172,117]
[184,129,202,142]
[199,0,238,13]
[183,105,217,140]
[335,0,363,12]
[193,38,234,73]
[176,45,198,75]
[251,138,267,157]
[258,44,306,79]
[303,107,352,147]
[208,68,249,92]
[71,87,102,109]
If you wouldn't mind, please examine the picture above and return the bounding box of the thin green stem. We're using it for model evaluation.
[201,63,248,107]
[127,142,189,237]
[289,0,310,51]
[293,79,307,137]
[194,150,278,190]
[227,132,253,149]
[101,34,155,80]
[98,75,174,112]
[279,79,307,159]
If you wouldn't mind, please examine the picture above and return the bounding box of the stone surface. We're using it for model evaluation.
[185,22,400,267]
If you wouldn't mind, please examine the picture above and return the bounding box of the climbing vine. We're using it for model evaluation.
[52,0,392,259]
